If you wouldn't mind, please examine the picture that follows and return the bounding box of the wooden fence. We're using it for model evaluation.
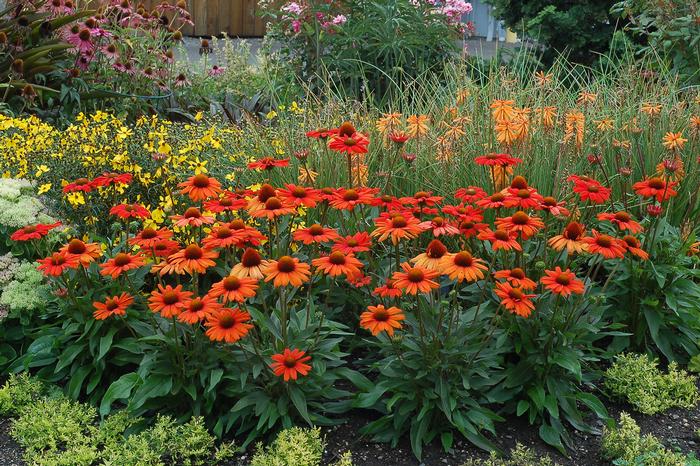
[141,0,266,37]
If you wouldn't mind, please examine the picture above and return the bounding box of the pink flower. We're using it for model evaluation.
[332,14,347,26]
[292,19,302,33]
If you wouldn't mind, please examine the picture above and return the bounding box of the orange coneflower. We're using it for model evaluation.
[292,224,340,245]
[250,196,296,220]
[418,216,460,237]
[148,284,192,318]
[264,255,311,287]
[93,293,133,320]
[505,188,544,210]
[495,211,544,240]
[455,186,488,203]
[539,196,570,217]
[328,131,370,155]
[277,184,321,208]
[597,212,643,233]
[583,230,626,259]
[60,239,102,266]
[227,219,266,247]
[493,268,536,290]
[373,280,403,298]
[329,187,377,211]
[476,192,509,210]
[209,275,259,303]
[371,212,423,245]
[391,263,440,295]
[494,282,536,317]
[332,232,372,254]
[360,305,405,336]
[130,227,173,249]
[621,235,649,260]
[247,184,278,213]
[100,253,145,279]
[178,294,221,324]
[411,239,449,272]
[548,222,588,254]
[178,173,222,201]
[202,223,245,249]
[37,252,80,276]
[312,251,363,278]
[204,192,247,213]
[270,348,312,381]
[205,307,252,343]
[231,248,269,279]
[164,244,218,275]
[541,267,585,297]
[632,177,678,203]
[110,203,150,220]
[440,251,487,283]
[478,228,522,251]
[171,207,215,228]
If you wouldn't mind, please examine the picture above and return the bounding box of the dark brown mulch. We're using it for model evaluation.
[0,418,24,466]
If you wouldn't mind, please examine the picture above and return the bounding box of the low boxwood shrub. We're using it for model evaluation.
[461,443,561,465]
[604,353,698,415]
[251,427,353,466]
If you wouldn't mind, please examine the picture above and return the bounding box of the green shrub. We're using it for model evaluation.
[0,372,47,416]
[251,427,324,466]
[601,413,686,466]
[604,353,699,414]
[461,443,561,465]
[0,261,49,313]
[488,0,618,66]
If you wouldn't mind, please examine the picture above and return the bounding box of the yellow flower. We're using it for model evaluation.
[266,110,277,120]
[194,111,203,121]
[34,164,49,177]
[66,192,86,207]
[662,131,687,151]
[38,183,52,194]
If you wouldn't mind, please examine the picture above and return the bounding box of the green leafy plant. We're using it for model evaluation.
[604,353,698,415]
[0,372,49,416]
[488,0,619,66]
[251,427,324,466]
[601,413,687,466]
[611,0,700,84]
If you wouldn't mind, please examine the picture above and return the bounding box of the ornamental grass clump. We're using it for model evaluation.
[605,353,699,415]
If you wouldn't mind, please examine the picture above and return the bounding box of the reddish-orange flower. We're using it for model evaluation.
[203,192,247,213]
[572,179,611,204]
[493,268,537,290]
[37,252,80,276]
[476,192,509,210]
[100,253,145,279]
[505,187,544,209]
[328,132,370,155]
[249,196,296,219]
[412,239,449,272]
[548,222,589,254]
[455,186,488,203]
[293,224,340,245]
[148,284,193,318]
[92,172,132,187]
[247,157,290,170]
[391,262,440,295]
[306,128,337,139]
[622,235,649,260]
[11,222,62,241]
[109,203,150,220]
[270,348,312,381]
[277,184,321,208]
[539,196,570,217]
[202,223,246,249]
[329,187,377,211]
[93,293,134,320]
[178,174,223,201]
[60,239,102,266]
[227,219,266,247]
[209,275,259,303]
[312,251,363,278]
[178,294,221,324]
[264,256,311,287]
[163,244,218,275]
[478,228,522,251]
[372,280,403,298]
[583,230,626,259]
[360,305,405,336]
[632,177,678,202]
[495,211,544,239]
[205,307,253,343]
[171,207,215,228]
[419,216,460,237]
[494,282,536,317]
[458,220,489,238]
[129,227,173,249]
[541,267,585,296]
[63,177,93,193]
[332,232,372,254]
[440,251,487,282]
[371,212,423,244]
[597,211,643,233]
[231,248,269,279]
[246,184,278,213]
[474,152,522,167]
